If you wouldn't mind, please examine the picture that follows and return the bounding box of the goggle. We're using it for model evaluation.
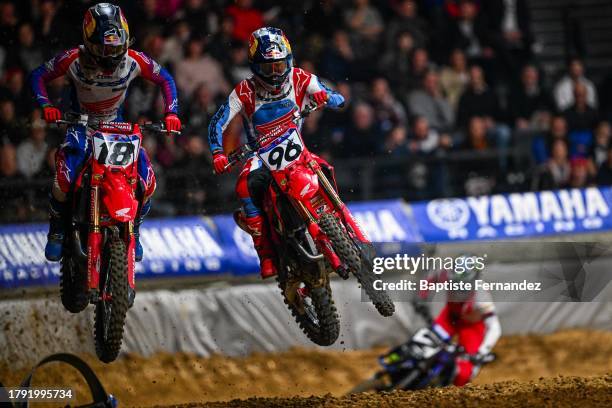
[89,42,128,58]
[259,60,288,77]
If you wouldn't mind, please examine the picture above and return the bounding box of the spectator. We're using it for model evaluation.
[0,68,32,116]
[174,35,230,100]
[439,48,469,110]
[8,22,43,73]
[563,82,599,132]
[304,0,343,38]
[344,0,383,59]
[16,117,47,178]
[385,0,428,50]
[508,64,554,131]
[382,125,410,156]
[34,0,63,54]
[554,58,598,111]
[596,146,612,185]
[532,115,568,164]
[160,20,191,67]
[184,83,217,136]
[568,157,594,188]
[409,116,449,154]
[406,47,433,91]
[207,15,235,64]
[534,138,571,190]
[481,0,533,77]
[319,30,355,82]
[407,69,454,132]
[446,0,492,62]
[175,134,217,214]
[175,0,219,37]
[369,77,407,132]
[0,1,18,48]
[0,98,25,145]
[225,40,250,84]
[379,30,415,97]
[225,0,265,42]
[591,121,611,168]
[338,102,381,158]
[463,116,489,150]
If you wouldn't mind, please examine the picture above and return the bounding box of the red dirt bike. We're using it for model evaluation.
[227,104,395,346]
[54,114,177,363]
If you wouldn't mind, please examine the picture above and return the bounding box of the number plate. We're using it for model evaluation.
[92,132,140,167]
[257,129,304,170]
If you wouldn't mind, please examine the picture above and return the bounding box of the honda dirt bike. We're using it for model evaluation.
[54,114,178,363]
[349,327,495,392]
[226,104,395,346]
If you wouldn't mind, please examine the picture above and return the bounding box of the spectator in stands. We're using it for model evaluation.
[508,64,554,131]
[344,0,384,59]
[457,65,511,152]
[0,98,25,145]
[407,69,454,132]
[225,0,264,42]
[34,0,63,54]
[174,35,230,100]
[319,30,355,82]
[563,82,599,132]
[591,121,611,168]
[532,115,569,164]
[463,116,489,151]
[175,134,217,214]
[380,30,415,98]
[0,141,27,221]
[338,102,381,158]
[184,83,217,137]
[160,20,191,68]
[406,47,433,91]
[369,77,407,132]
[439,48,469,111]
[0,1,18,48]
[16,116,46,178]
[533,138,571,190]
[175,0,219,37]
[207,15,235,64]
[382,125,410,156]
[0,68,31,116]
[481,0,533,79]
[225,40,250,84]
[385,0,428,50]
[409,115,450,154]
[304,0,343,38]
[8,22,43,73]
[596,146,612,185]
[554,58,598,111]
[569,157,595,188]
[446,0,492,63]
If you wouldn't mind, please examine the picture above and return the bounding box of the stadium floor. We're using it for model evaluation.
[0,329,610,407]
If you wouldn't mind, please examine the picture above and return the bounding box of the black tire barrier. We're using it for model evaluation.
[0,353,116,408]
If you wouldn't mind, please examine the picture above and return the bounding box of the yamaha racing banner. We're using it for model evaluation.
[412,187,612,242]
[0,199,420,288]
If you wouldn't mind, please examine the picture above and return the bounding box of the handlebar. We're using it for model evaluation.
[222,103,325,171]
[52,114,181,135]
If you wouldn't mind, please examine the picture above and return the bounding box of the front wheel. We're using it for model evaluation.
[94,237,129,363]
[319,214,395,317]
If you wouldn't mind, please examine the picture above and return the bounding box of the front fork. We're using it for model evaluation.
[86,185,136,303]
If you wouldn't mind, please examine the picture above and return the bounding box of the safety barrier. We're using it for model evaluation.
[1,187,611,288]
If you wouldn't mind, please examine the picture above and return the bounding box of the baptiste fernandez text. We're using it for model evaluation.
[373,279,542,292]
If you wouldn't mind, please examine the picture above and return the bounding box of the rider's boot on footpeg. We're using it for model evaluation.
[243,214,278,279]
[45,195,66,262]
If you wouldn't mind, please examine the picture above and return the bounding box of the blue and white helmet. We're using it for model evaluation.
[248,27,293,90]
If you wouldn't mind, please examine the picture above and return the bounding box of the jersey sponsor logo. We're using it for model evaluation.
[80,93,124,113]
[255,108,296,138]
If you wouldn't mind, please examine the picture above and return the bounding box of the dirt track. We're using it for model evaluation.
[0,329,611,407]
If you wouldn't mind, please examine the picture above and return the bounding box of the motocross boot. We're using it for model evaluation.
[239,212,277,279]
[133,200,150,262]
[45,196,66,262]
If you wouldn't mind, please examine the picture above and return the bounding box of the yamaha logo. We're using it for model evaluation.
[426,199,470,231]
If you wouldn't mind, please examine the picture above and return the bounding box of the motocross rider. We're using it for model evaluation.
[413,257,502,386]
[30,3,181,263]
[208,27,345,279]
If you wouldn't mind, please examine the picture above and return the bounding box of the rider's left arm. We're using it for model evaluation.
[130,50,179,115]
[307,76,345,109]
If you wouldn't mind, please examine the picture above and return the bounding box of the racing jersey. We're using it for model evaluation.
[30,46,178,122]
[208,67,344,154]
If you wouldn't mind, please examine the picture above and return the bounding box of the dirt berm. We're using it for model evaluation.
[0,329,610,407]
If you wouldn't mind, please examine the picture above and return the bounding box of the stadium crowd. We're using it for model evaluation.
[1,0,612,222]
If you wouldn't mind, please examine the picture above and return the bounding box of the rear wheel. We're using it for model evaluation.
[319,213,395,317]
[60,254,89,313]
[94,237,129,363]
[278,269,340,346]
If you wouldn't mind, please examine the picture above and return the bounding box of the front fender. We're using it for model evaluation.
[285,165,319,201]
[101,170,138,222]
